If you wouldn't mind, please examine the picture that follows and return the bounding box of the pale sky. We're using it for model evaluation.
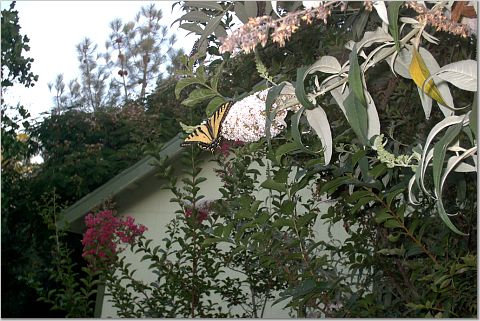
[1,1,197,120]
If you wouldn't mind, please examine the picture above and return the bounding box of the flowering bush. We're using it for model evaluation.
[174,0,477,317]
[184,202,211,224]
[222,89,289,142]
[81,210,147,269]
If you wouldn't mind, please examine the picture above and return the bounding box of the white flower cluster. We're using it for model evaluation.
[221,89,289,143]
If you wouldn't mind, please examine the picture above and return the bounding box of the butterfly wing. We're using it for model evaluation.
[208,101,232,139]
[182,122,214,148]
[181,101,233,151]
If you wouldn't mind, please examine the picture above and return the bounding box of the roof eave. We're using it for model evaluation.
[59,134,184,233]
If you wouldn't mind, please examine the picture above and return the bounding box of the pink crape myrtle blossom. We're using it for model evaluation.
[184,201,214,224]
[218,140,245,157]
[82,210,147,269]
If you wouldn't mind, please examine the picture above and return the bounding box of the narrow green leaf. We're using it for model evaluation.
[319,176,350,195]
[375,209,393,223]
[305,106,332,165]
[290,174,312,196]
[369,163,388,179]
[344,92,369,145]
[275,142,301,163]
[175,78,205,98]
[377,247,405,256]
[345,45,369,144]
[436,200,467,235]
[211,60,225,91]
[384,219,403,228]
[405,244,423,257]
[272,218,295,228]
[291,107,315,154]
[358,155,370,182]
[345,190,371,203]
[348,44,366,107]
[203,237,226,246]
[432,122,463,195]
[174,11,211,25]
[280,200,295,215]
[386,188,404,207]
[260,179,287,193]
[197,15,223,55]
[205,96,226,116]
[266,83,286,145]
[185,1,223,11]
[274,168,289,184]
[182,88,218,107]
[387,1,402,51]
[214,24,228,38]
[244,1,258,18]
[234,2,249,23]
[353,9,370,42]
[295,67,315,109]
[387,233,401,242]
[351,196,374,213]
[179,23,204,35]
[250,200,262,213]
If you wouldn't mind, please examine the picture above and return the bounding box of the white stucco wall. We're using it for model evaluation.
[100,156,348,318]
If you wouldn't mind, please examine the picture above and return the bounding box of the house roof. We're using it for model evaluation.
[59,133,184,234]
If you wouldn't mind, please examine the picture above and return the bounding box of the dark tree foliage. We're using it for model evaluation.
[1,1,38,89]
[0,2,57,316]
[0,3,180,317]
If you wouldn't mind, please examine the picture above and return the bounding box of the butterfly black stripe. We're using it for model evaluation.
[181,101,233,151]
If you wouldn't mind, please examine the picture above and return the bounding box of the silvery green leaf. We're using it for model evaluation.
[271,0,281,17]
[373,1,389,25]
[436,200,467,235]
[365,42,394,69]
[325,76,348,115]
[305,106,333,165]
[408,175,420,205]
[244,1,258,18]
[418,47,455,116]
[434,146,476,235]
[179,23,204,35]
[433,60,477,92]
[214,25,228,38]
[303,1,322,8]
[234,2,249,23]
[400,17,419,24]
[307,56,342,74]
[345,40,354,51]
[421,30,440,44]
[364,90,380,138]
[175,11,211,24]
[451,159,477,173]
[419,115,467,195]
[393,47,412,79]
[185,1,223,11]
[417,87,432,119]
[356,27,393,50]
[197,15,223,54]
[280,82,296,95]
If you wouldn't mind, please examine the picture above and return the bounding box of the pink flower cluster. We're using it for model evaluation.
[184,201,213,224]
[218,140,245,157]
[219,4,332,55]
[405,1,474,37]
[82,210,147,268]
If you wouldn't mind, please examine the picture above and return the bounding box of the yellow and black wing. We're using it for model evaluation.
[181,101,233,151]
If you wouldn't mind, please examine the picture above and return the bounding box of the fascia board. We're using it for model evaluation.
[59,134,184,233]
